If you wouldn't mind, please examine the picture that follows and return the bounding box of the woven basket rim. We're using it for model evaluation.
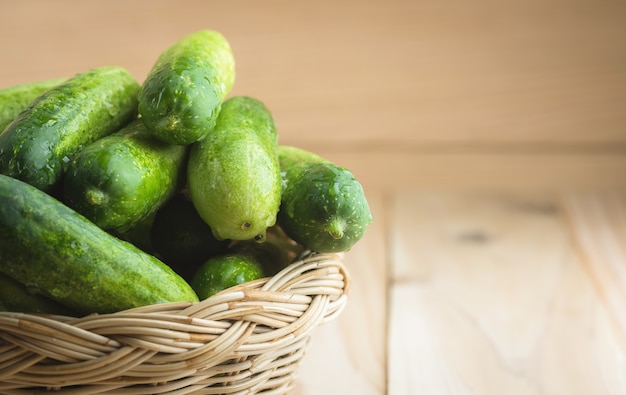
[0,251,350,394]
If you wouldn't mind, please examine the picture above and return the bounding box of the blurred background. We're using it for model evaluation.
[1,0,625,193]
[1,1,626,394]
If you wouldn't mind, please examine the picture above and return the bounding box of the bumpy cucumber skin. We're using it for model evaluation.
[191,253,264,299]
[0,174,198,315]
[188,96,281,241]
[0,66,140,192]
[138,30,235,145]
[277,146,373,253]
[0,78,66,132]
[0,272,77,315]
[63,119,188,232]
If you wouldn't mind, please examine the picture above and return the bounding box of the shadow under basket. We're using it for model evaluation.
[0,252,350,394]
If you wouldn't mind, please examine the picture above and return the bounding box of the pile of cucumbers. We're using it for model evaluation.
[0,30,373,316]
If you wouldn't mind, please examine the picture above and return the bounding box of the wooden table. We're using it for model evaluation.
[1,1,626,393]
[299,191,626,394]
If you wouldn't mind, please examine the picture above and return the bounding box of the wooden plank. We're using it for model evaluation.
[0,0,624,147]
[295,192,387,394]
[313,151,626,192]
[561,193,626,354]
[387,192,626,394]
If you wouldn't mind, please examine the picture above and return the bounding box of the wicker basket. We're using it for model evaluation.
[0,252,350,394]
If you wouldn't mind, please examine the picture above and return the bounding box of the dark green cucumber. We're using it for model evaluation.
[191,231,294,299]
[138,30,235,145]
[0,272,77,316]
[191,251,265,299]
[63,119,188,232]
[277,146,373,253]
[0,174,198,315]
[0,66,140,192]
[150,193,230,280]
[187,96,281,241]
[115,211,157,254]
[0,77,65,132]
[230,237,291,277]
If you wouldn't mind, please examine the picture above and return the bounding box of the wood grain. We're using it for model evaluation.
[562,193,626,356]
[1,0,624,190]
[0,0,625,150]
[387,192,626,394]
[316,151,626,192]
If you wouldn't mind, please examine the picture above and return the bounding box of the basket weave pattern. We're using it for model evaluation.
[0,252,350,394]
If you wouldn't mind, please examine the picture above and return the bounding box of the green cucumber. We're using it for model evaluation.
[0,272,77,316]
[277,146,373,253]
[0,174,199,315]
[191,251,265,299]
[115,211,157,254]
[0,77,65,132]
[191,232,293,299]
[230,237,291,277]
[150,193,230,280]
[138,30,236,145]
[63,119,188,232]
[0,66,140,192]
[187,96,281,242]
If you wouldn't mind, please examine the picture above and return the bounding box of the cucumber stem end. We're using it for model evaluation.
[327,217,345,240]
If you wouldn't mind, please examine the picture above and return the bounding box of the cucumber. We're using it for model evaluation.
[63,119,188,232]
[0,66,140,192]
[0,174,199,315]
[150,193,230,280]
[277,145,373,253]
[191,231,294,299]
[230,237,291,277]
[0,272,74,315]
[138,30,236,145]
[115,211,157,254]
[191,251,265,299]
[0,77,65,132]
[0,272,77,316]
[187,96,281,242]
